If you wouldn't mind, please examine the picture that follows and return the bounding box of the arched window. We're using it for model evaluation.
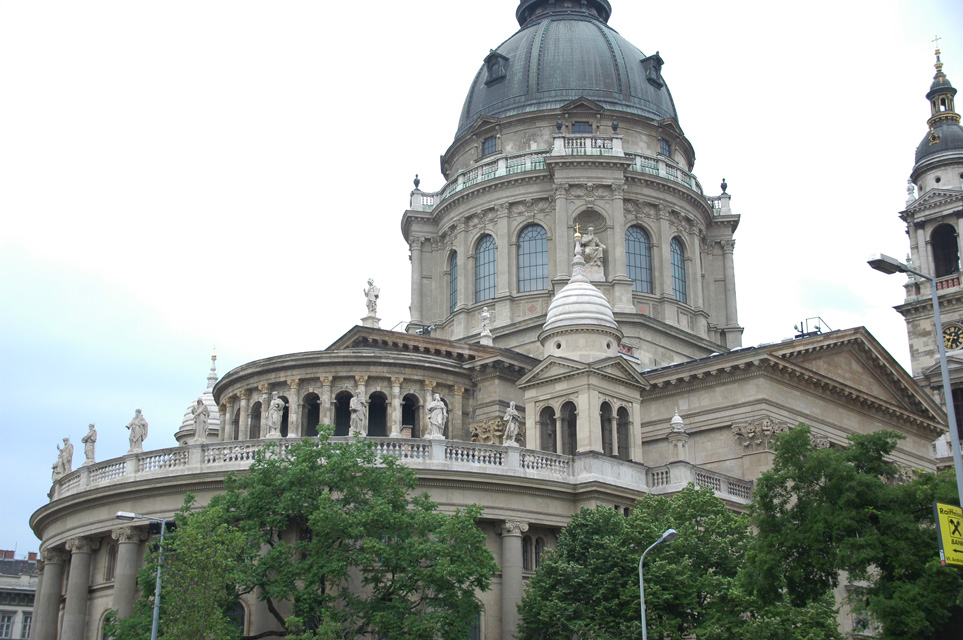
[539,406,557,453]
[103,544,116,582]
[600,402,614,456]
[559,402,577,456]
[279,395,290,438]
[468,611,482,640]
[670,238,687,303]
[522,535,533,571]
[367,393,388,437]
[625,226,653,293]
[334,392,353,436]
[517,225,548,292]
[535,537,545,568]
[249,402,262,440]
[449,252,458,315]
[932,224,960,277]
[301,393,321,437]
[617,407,631,461]
[475,235,497,302]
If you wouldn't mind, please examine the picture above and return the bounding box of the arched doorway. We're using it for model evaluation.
[559,402,577,455]
[334,391,353,436]
[402,394,421,438]
[617,407,631,460]
[367,392,388,437]
[539,406,557,453]
[301,393,321,437]
[279,395,290,438]
[600,402,614,456]
[249,402,262,440]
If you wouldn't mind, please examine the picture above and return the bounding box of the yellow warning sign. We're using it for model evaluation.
[934,502,963,568]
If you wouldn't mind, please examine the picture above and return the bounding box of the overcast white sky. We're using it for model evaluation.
[1,0,961,552]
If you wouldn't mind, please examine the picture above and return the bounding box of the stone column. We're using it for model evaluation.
[111,526,147,619]
[498,520,529,640]
[721,239,738,327]
[320,377,333,426]
[287,379,301,437]
[452,386,465,441]
[32,559,45,640]
[61,537,100,640]
[33,548,67,640]
[390,377,404,437]
[410,236,424,326]
[495,203,510,298]
[611,184,628,277]
[238,390,251,440]
[553,184,569,279]
[223,397,236,441]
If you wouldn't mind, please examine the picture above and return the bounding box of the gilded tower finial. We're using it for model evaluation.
[934,35,943,73]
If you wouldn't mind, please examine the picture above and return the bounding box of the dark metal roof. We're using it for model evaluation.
[0,559,37,576]
[916,121,963,163]
[455,1,678,140]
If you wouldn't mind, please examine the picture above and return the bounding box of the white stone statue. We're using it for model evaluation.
[425,393,448,439]
[81,424,97,466]
[126,409,149,453]
[503,402,521,446]
[480,307,492,337]
[52,437,73,481]
[364,278,380,316]
[581,226,606,267]
[349,390,368,437]
[192,398,210,442]
[265,392,284,438]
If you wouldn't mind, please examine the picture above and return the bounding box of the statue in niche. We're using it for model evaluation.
[192,398,210,441]
[81,424,97,466]
[52,437,73,481]
[503,402,521,446]
[425,394,448,439]
[349,390,368,437]
[126,409,149,453]
[265,392,285,438]
[364,278,380,316]
[480,307,492,337]
[581,226,606,267]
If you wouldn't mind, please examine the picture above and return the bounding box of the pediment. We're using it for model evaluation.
[921,349,963,377]
[903,188,963,215]
[560,97,605,114]
[467,115,500,137]
[516,355,649,390]
[516,357,587,388]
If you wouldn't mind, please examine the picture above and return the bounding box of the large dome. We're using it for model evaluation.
[455,0,678,140]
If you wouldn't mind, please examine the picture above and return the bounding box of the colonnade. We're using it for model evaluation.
[218,377,468,442]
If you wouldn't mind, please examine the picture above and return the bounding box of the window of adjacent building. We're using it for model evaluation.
[659,138,671,156]
[670,238,687,303]
[932,223,960,277]
[517,225,548,292]
[475,235,497,302]
[572,121,592,134]
[20,615,30,640]
[482,136,497,157]
[449,252,458,315]
[625,226,653,293]
[0,614,12,639]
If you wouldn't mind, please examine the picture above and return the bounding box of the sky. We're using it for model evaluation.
[1,0,961,553]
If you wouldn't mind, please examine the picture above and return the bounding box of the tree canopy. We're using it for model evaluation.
[109,428,497,640]
[518,485,842,640]
[748,424,963,640]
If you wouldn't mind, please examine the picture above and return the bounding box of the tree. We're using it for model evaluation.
[517,485,842,640]
[110,427,497,640]
[748,424,963,640]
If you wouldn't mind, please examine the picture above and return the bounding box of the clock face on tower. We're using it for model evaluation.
[944,325,963,350]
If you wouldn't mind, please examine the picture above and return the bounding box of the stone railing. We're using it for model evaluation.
[552,133,622,157]
[646,462,753,504]
[626,153,704,195]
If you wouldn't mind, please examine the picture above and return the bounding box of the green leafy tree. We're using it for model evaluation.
[518,485,841,640]
[748,424,963,639]
[110,427,496,640]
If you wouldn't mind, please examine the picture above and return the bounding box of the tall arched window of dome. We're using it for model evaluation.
[482,136,497,157]
[626,226,653,293]
[449,252,458,315]
[932,223,960,278]
[670,238,687,303]
[517,224,548,292]
[475,235,497,302]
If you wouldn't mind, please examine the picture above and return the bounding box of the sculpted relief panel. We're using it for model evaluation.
[732,418,831,453]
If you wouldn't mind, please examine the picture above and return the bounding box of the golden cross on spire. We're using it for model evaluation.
[933,35,941,51]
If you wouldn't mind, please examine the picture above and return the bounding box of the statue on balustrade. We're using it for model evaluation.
[364,278,380,316]
[349,390,368,437]
[192,398,210,442]
[126,409,149,453]
[425,394,448,439]
[52,437,73,481]
[266,392,285,438]
[503,402,521,446]
[81,423,97,466]
[480,307,492,337]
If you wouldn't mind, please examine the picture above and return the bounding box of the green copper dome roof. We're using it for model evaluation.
[455,0,678,140]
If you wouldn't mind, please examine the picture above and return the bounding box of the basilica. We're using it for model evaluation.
[29,1,960,639]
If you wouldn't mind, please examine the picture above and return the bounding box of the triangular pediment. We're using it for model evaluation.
[903,188,963,215]
[516,355,649,390]
[467,115,500,137]
[560,97,605,114]
[516,357,587,388]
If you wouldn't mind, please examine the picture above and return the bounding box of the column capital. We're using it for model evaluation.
[41,547,69,564]
[320,376,333,386]
[239,389,250,399]
[391,377,404,386]
[497,520,529,537]
[112,525,148,544]
[66,537,100,554]
[257,383,271,393]
[287,378,301,388]
[355,375,368,386]
[35,558,45,573]
[721,239,736,253]
[425,380,437,392]
[454,386,465,395]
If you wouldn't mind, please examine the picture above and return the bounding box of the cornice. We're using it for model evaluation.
[431,173,552,221]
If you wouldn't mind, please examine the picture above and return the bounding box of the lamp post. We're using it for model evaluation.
[116,511,170,640]
[639,528,678,640]
[868,253,963,505]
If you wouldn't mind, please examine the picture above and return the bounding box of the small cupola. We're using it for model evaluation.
[928,44,959,129]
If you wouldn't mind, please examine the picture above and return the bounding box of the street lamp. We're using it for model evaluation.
[639,528,678,640]
[868,253,963,506]
[116,511,171,640]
